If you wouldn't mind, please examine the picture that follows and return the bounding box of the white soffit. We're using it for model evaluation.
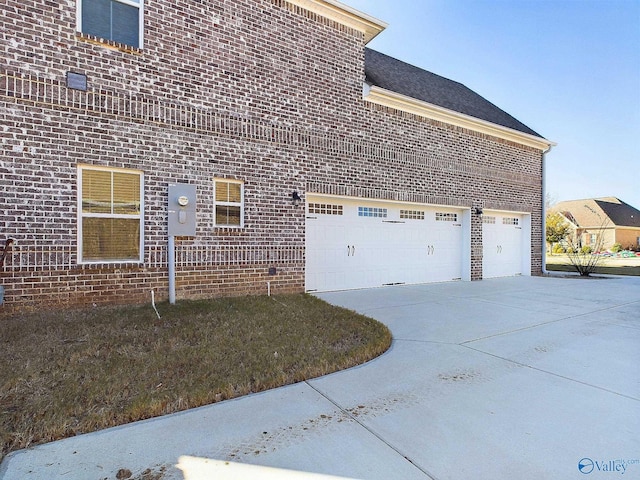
[287,0,387,43]
[365,85,556,151]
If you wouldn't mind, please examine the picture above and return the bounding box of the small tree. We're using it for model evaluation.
[546,212,571,255]
[564,218,610,276]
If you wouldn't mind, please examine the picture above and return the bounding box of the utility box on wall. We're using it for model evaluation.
[168,184,197,237]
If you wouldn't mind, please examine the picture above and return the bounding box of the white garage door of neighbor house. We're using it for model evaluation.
[482,212,531,279]
[305,196,466,292]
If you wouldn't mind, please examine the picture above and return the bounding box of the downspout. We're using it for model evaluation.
[541,144,553,275]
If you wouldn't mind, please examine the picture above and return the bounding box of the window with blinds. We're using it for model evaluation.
[78,0,143,48]
[78,166,143,263]
[214,179,244,227]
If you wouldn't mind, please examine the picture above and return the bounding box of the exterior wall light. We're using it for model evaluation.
[292,191,302,206]
[474,207,483,216]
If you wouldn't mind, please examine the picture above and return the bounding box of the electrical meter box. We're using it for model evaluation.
[168,183,197,237]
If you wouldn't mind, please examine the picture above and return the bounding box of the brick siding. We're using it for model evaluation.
[0,0,544,316]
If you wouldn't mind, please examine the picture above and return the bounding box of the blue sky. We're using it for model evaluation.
[344,0,640,209]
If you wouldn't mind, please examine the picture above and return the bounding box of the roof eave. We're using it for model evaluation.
[364,84,556,151]
[287,0,387,43]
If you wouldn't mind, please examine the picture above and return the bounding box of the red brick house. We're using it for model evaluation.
[0,0,554,315]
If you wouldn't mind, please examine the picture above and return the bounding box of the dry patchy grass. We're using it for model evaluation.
[0,294,391,461]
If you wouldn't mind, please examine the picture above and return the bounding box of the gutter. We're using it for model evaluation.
[541,145,554,275]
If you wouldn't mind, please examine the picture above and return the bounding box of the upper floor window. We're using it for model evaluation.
[78,165,144,263]
[77,0,143,49]
[214,179,244,227]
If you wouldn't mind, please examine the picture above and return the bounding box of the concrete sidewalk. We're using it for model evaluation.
[2,276,639,479]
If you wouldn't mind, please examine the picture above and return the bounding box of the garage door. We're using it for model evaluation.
[482,212,530,278]
[305,196,465,292]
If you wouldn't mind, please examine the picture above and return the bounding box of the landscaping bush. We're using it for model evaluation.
[611,243,623,253]
[552,243,566,254]
[580,246,593,255]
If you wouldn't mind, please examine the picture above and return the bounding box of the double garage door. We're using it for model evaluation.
[305,196,531,292]
[305,196,466,292]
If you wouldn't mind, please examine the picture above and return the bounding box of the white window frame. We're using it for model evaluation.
[76,0,144,49]
[214,179,245,228]
[77,165,144,264]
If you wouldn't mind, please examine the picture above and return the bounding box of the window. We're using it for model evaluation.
[483,216,496,224]
[436,212,458,222]
[503,217,520,226]
[358,207,387,218]
[400,210,425,220]
[77,0,143,48]
[309,203,343,215]
[78,165,143,263]
[214,179,244,227]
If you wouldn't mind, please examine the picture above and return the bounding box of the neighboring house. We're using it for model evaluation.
[0,0,554,315]
[554,198,640,251]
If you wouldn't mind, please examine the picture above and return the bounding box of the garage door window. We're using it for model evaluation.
[436,212,458,222]
[483,216,496,224]
[358,207,387,218]
[309,203,343,215]
[503,217,519,225]
[400,210,425,220]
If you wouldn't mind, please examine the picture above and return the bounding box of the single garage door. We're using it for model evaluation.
[305,196,466,292]
[482,211,530,278]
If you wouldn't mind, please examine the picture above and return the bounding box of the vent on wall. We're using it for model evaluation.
[66,72,88,91]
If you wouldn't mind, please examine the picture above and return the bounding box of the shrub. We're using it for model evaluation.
[580,246,593,255]
[552,243,565,254]
[611,243,623,253]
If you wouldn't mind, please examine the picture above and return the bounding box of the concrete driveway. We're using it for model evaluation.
[2,276,639,479]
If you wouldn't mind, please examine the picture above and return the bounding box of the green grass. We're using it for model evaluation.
[546,255,640,276]
[0,294,391,461]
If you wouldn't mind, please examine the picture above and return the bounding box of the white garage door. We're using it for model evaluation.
[305,196,465,292]
[482,212,530,278]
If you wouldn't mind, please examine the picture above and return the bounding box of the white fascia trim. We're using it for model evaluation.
[286,0,387,43]
[364,84,556,151]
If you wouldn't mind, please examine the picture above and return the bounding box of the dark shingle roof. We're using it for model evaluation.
[364,48,542,138]
[595,198,640,227]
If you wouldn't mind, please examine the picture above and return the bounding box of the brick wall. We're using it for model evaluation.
[0,0,544,316]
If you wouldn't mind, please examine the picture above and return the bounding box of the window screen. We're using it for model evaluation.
[79,166,143,262]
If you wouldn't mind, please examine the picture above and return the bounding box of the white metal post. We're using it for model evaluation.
[168,235,176,304]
